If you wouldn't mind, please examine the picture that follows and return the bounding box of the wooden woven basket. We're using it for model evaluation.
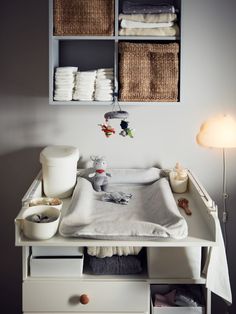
[119,42,179,102]
[54,0,114,36]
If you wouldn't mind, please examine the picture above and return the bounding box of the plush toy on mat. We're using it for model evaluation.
[89,156,111,192]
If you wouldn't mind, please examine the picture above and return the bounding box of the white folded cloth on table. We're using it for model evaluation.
[119,13,177,23]
[203,219,232,304]
[87,246,142,258]
[119,25,179,36]
[121,20,174,29]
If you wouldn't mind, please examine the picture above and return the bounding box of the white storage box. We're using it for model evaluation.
[147,247,201,279]
[30,255,84,277]
[151,285,205,314]
[32,246,84,257]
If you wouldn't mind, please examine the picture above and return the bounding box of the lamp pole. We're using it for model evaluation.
[222,148,229,251]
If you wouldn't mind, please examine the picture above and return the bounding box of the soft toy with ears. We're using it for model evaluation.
[89,156,111,192]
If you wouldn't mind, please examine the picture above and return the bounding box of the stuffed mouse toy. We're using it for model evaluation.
[89,156,111,192]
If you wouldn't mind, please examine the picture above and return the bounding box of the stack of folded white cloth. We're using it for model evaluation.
[73,70,97,101]
[119,0,179,37]
[54,67,77,101]
[95,68,114,101]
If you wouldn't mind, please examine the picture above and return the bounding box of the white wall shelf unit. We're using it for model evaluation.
[49,0,182,105]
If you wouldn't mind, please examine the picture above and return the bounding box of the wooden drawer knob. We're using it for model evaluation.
[80,294,89,305]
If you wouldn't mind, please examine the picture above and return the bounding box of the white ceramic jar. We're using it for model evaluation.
[40,145,79,198]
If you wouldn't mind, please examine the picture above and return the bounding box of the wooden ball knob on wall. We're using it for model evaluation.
[80,294,89,305]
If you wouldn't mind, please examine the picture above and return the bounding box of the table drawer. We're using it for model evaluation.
[23,280,149,313]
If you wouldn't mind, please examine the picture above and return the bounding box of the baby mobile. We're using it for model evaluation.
[98,97,135,138]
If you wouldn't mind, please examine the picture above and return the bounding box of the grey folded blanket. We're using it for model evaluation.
[87,255,143,275]
[122,1,175,14]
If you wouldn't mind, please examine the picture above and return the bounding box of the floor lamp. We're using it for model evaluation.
[196,114,236,250]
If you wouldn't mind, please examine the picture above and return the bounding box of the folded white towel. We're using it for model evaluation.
[73,95,94,101]
[97,68,113,72]
[96,85,113,90]
[54,87,73,92]
[55,79,74,85]
[95,90,113,95]
[95,97,113,101]
[73,70,97,101]
[121,20,174,29]
[55,74,75,79]
[95,95,113,101]
[87,246,142,258]
[76,71,97,77]
[54,90,73,94]
[203,219,232,304]
[119,25,179,36]
[55,95,73,100]
[96,90,113,94]
[56,66,78,73]
[74,90,94,95]
[74,92,94,97]
[119,13,177,23]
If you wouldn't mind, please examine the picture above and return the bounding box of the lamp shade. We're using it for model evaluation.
[196,115,236,148]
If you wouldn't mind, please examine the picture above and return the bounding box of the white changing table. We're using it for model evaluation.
[15,170,218,314]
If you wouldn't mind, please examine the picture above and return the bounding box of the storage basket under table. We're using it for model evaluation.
[119,42,179,102]
[54,0,114,36]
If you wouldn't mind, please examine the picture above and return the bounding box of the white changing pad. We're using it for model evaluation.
[59,168,188,240]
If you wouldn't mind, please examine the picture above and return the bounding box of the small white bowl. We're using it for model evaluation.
[21,205,61,240]
[29,197,63,210]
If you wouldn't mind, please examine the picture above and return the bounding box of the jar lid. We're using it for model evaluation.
[40,145,79,166]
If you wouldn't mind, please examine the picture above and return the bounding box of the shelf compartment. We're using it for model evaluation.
[118,0,181,39]
[50,40,115,104]
[147,247,202,280]
[59,40,115,70]
[150,284,205,314]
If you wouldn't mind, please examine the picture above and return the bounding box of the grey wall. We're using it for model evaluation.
[0,0,235,313]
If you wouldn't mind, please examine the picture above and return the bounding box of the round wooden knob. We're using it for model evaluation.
[80,294,89,305]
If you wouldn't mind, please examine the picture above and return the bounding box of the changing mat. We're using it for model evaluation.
[59,168,188,240]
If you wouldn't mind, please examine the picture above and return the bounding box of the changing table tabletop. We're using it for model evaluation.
[15,170,218,247]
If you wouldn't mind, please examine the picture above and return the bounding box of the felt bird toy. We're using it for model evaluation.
[99,123,115,137]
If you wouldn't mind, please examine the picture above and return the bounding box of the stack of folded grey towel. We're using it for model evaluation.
[54,67,77,101]
[119,0,179,37]
[73,70,97,101]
